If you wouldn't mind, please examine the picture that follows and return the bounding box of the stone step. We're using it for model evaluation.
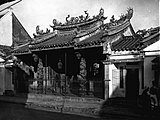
[1,93,104,115]
[105,97,138,107]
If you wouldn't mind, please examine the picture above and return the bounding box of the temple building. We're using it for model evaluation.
[12,8,159,105]
[0,8,31,95]
[104,26,160,101]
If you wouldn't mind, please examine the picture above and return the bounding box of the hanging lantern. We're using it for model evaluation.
[58,59,63,70]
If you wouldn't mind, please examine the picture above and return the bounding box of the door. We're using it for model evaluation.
[125,68,139,100]
[15,67,29,93]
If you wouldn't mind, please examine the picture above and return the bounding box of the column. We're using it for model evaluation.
[37,58,44,94]
[104,63,110,100]
[79,57,87,96]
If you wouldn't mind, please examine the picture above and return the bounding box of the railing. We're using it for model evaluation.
[28,76,104,99]
[13,66,104,99]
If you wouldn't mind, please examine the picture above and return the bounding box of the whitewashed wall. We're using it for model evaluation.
[143,39,160,88]
[144,56,155,88]
[109,64,125,98]
[0,11,12,46]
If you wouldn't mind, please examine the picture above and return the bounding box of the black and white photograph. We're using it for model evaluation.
[0,0,159,119]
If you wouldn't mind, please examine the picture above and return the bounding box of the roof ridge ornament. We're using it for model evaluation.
[103,42,112,55]
[33,25,50,38]
[98,8,104,18]
[101,8,133,33]
[64,10,90,25]
[84,10,89,21]
[136,26,160,38]
[50,8,106,28]
[126,7,133,19]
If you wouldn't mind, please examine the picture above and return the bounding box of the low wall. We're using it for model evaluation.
[1,93,104,116]
[26,93,104,115]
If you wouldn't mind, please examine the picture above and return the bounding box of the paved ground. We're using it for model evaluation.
[0,101,147,120]
[0,94,159,120]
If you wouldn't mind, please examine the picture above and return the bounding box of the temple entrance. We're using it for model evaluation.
[77,47,105,98]
[125,68,139,100]
[15,47,105,99]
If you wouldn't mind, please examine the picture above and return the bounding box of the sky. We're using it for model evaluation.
[0,0,159,37]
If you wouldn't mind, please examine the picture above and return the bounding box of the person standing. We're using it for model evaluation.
[150,80,159,107]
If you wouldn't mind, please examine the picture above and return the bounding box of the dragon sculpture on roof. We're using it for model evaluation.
[50,8,106,28]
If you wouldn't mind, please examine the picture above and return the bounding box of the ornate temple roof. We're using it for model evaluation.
[60,8,133,49]
[111,36,141,51]
[102,8,133,36]
[111,27,160,51]
[0,45,13,63]
[12,43,30,55]
[50,8,106,32]
[74,30,103,49]
[0,45,12,56]
[13,25,159,55]
[140,31,159,49]
[30,33,76,51]
[13,8,137,54]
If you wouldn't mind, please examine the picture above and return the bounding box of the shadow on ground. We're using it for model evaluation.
[0,101,100,120]
[98,96,160,120]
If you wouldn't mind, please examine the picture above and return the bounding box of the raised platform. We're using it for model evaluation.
[1,93,160,119]
[0,93,104,116]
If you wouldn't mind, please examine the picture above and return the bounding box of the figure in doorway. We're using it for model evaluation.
[140,87,152,117]
[149,80,159,107]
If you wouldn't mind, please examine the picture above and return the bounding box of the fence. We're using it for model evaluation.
[28,67,104,98]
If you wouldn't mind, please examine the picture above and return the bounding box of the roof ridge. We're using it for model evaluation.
[143,32,159,43]
[31,33,57,45]
[13,42,29,50]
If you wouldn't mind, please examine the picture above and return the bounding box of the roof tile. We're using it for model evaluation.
[30,33,76,50]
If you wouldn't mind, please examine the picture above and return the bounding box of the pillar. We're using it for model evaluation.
[0,65,5,95]
[104,63,110,100]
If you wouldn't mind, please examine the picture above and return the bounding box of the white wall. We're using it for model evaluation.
[144,40,160,52]
[109,64,125,98]
[144,56,155,88]
[143,39,160,87]
[0,11,12,46]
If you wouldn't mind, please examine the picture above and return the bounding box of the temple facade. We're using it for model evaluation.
[12,8,160,104]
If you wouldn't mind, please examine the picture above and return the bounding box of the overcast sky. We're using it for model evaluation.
[1,0,159,37]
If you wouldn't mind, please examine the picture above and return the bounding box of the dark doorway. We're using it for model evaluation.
[13,67,29,93]
[125,68,139,100]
